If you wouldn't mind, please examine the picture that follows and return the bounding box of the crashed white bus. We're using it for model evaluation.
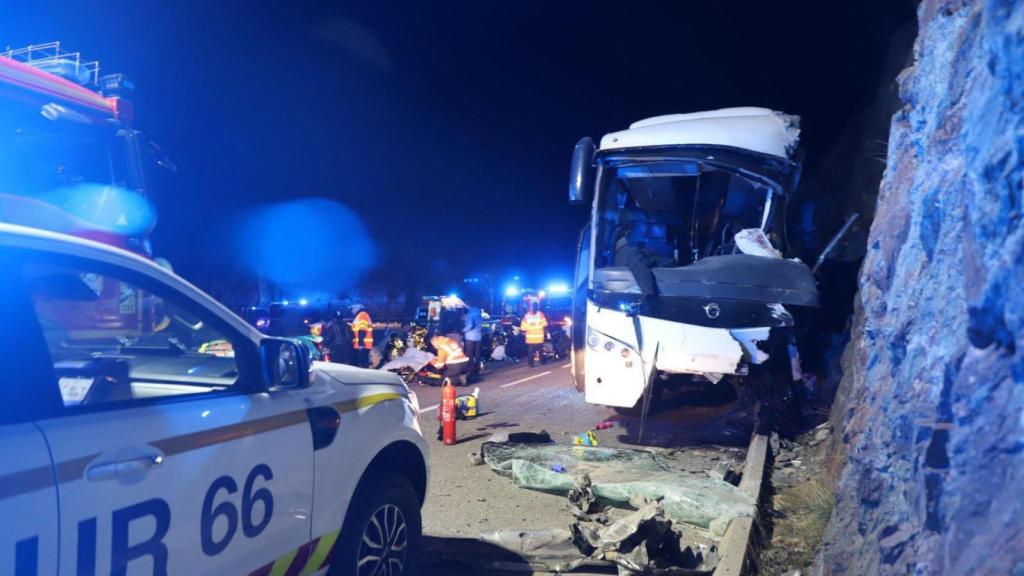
[567,107,820,414]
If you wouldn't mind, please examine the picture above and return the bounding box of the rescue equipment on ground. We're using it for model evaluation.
[406,324,429,350]
[384,332,407,362]
[440,380,457,445]
[455,387,480,420]
[572,430,599,446]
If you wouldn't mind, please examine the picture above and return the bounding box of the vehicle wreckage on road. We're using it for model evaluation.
[567,107,820,411]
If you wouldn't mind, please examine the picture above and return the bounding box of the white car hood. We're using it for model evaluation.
[311,361,406,387]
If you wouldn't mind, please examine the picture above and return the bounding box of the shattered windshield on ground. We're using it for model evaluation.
[482,442,753,535]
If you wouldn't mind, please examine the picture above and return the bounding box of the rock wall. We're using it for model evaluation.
[819,1,1024,574]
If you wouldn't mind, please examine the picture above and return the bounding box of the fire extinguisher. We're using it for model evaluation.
[439,379,457,445]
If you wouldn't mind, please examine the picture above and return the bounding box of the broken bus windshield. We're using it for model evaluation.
[594,157,772,269]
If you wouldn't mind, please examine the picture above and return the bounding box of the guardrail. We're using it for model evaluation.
[714,433,770,575]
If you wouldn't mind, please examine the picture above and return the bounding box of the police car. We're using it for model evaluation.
[0,223,429,576]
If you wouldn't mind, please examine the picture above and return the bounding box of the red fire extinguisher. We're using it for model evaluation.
[439,379,457,445]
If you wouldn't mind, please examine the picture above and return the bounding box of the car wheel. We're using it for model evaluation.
[331,473,422,576]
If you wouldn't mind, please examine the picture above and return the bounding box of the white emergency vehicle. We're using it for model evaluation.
[0,223,428,576]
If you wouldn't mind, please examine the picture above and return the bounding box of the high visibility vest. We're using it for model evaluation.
[520,312,548,344]
[431,336,469,368]
[351,311,374,350]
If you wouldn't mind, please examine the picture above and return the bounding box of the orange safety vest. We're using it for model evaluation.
[351,310,374,350]
[431,336,469,368]
[520,311,548,344]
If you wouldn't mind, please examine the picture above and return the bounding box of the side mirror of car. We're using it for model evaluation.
[261,338,311,390]
[568,137,596,205]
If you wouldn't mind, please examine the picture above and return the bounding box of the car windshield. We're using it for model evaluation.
[593,157,772,268]
[23,259,240,406]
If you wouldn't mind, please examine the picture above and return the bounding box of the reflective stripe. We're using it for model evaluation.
[0,462,57,501]
[352,311,374,349]
[333,392,403,414]
[301,529,340,575]
[0,393,405,501]
[150,409,309,457]
[434,337,468,364]
[249,529,342,576]
[522,312,547,344]
[283,539,318,576]
[269,548,298,576]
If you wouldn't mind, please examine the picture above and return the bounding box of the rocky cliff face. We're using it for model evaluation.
[819,1,1024,574]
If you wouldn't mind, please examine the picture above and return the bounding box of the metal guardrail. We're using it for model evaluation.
[714,434,770,575]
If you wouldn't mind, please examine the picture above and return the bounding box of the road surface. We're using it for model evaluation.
[412,358,756,574]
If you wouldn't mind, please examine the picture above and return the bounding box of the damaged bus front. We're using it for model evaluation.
[567,108,819,409]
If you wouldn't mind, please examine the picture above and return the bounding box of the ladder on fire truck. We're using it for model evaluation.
[1,41,100,87]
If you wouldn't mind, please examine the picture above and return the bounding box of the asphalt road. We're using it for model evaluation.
[412,358,756,575]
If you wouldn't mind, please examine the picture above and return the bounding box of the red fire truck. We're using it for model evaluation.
[0,42,168,333]
[0,41,160,254]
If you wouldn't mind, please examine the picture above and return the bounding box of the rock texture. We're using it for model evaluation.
[819,1,1024,574]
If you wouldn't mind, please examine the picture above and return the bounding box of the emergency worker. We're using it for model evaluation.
[427,334,470,386]
[520,301,548,367]
[350,303,373,368]
[463,306,483,380]
[322,310,354,365]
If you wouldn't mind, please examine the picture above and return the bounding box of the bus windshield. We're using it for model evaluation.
[593,157,773,269]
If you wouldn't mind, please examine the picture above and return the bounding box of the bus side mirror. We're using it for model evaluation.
[568,137,596,205]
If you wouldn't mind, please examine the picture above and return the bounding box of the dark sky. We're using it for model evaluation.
[2,0,915,296]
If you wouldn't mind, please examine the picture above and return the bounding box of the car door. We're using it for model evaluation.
[0,424,59,576]
[0,252,63,576]
[19,250,315,575]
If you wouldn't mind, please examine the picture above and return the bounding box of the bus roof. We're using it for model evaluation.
[600,107,800,159]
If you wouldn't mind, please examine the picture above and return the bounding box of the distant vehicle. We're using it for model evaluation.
[502,288,572,326]
[414,294,467,323]
[0,223,428,576]
[567,107,820,411]
[500,288,572,363]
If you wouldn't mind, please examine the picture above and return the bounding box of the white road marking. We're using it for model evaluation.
[419,404,439,414]
[561,363,571,368]
[499,370,553,388]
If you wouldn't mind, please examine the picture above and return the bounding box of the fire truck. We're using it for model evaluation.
[0,41,160,253]
[0,42,168,333]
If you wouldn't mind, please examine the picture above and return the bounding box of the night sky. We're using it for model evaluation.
[2,0,915,301]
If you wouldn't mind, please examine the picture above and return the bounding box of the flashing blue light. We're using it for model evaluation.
[448,293,458,299]
[298,298,309,307]
[618,302,631,312]
[43,184,156,235]
[282,300,290,306]
[547,282,570,294]
[505,286,520,297]
[234,198,377,295]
